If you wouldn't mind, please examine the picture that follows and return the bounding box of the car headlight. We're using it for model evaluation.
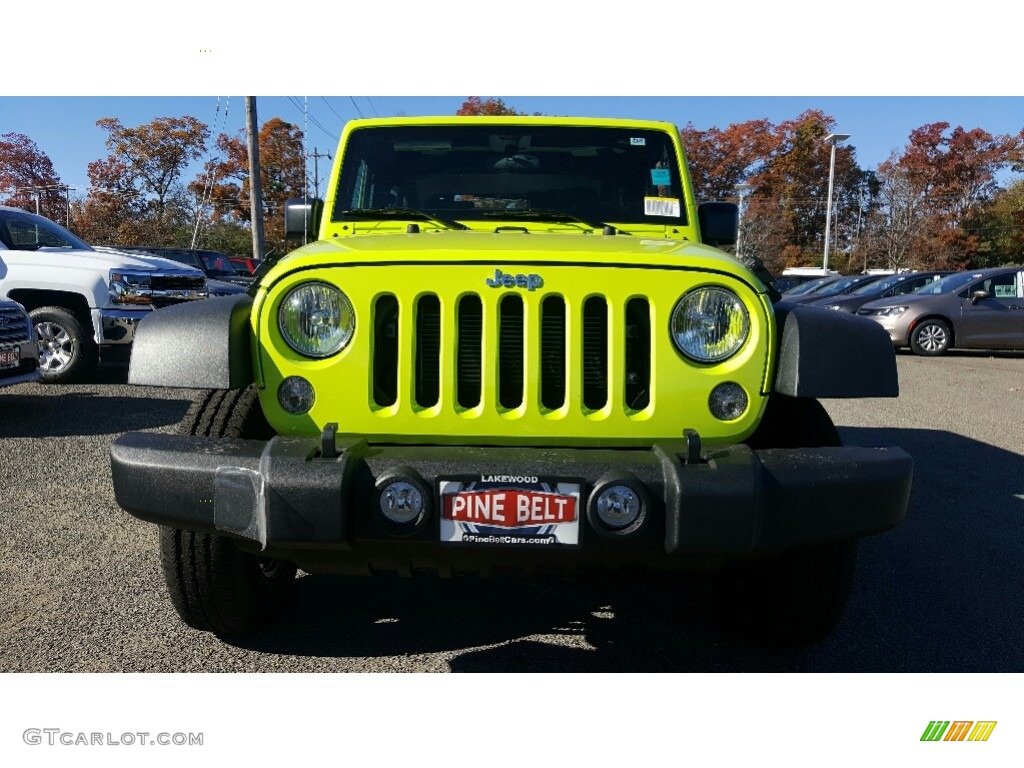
[109,270,154,304]
[861,306,908,317]
[821,304,844,311]
[671,286,750,363]
[278,282,355,358]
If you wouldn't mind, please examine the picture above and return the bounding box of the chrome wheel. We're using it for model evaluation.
[911,319,951,356]
[35,321,75,373]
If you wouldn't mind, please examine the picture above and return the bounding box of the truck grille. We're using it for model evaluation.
[0,305,32,344]
[151,274,205,292]
[370,292,651,415]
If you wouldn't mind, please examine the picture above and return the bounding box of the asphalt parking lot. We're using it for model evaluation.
[1,351,1022,672]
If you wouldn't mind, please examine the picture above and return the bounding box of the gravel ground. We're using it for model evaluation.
[1,351,1021,672]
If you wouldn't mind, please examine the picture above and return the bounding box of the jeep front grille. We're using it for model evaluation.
[370,291,651,415]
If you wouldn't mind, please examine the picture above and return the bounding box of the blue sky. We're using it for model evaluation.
[3,96,1023,194]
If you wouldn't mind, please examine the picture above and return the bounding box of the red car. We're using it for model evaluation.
[228,256,261,275]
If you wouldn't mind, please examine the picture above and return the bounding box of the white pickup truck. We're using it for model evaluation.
[0,205,209,383]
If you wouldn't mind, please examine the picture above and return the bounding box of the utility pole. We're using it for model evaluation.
[307,147,332,200]
[246,97,266,261]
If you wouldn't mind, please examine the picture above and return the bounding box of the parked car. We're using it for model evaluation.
[857,267,1024,355]
[806,271,953,314]
[0,298,40,387]
[119,247,253,287]
[229,256,261,275]
[0,207,208,383]
[779,274,888,306]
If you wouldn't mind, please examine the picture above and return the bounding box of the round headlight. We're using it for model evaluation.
[671,287,750,363]
[278,282,355,358]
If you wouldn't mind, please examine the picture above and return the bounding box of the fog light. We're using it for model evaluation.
[594,485,641,530]
[709,382,748,421]
[374,471,431,536]
[379,481,424,524]
[278,376,315,414]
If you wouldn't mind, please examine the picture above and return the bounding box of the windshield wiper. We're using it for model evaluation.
[478,209,608,231]
[343,208,469,231]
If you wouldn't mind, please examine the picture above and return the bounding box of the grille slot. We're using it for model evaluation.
[540,296,566,409]
[372,295,399,407]
[498,294,524,409]
[582,296,608,410]
[415,295,440,407]
[0,307,31,344]
[456,295,483,408]
[624,298,651,410]
[151,275,205,291]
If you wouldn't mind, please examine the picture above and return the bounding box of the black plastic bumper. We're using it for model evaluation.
[110,432,912,570]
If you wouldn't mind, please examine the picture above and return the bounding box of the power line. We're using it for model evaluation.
[348,97,365,119]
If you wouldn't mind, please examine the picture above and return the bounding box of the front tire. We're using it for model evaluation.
[31,306,98,383]
[910,318,951,356]
[159,387,295,635]
[722,395,856,645]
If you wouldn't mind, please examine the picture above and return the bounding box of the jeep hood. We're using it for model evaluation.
[265,231,758,288]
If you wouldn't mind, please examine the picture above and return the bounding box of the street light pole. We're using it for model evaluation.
[822,133,850,273]
[735,182,752,257]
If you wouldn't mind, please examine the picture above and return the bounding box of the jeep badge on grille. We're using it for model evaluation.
[486,269,543,291]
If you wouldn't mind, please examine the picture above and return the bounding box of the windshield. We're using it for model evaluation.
[0,211,92,251]
[783,277,837,296]
[914,272,977,295]
[332,124,687,228]
[198,251,243,278]
[851,275,902,295]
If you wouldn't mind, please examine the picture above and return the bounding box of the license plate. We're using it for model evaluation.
[0,346,19,370]
[439,476,581,547]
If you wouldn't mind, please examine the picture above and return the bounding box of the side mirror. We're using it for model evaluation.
[697,202,738,247]
[284,197,324,241]
[971,289,990,304]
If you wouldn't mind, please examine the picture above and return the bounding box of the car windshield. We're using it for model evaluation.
[807,276,871,298]
[0,211,92,251]
[198,252,241,277]
[332,124,687,229]
[783,277,837,296]
[913,272,978,295]
[851,275,902,295]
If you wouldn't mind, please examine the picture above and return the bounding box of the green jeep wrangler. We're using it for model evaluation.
[110,116,912,644]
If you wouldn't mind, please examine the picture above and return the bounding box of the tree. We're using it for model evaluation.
[681,119,777,203]
[876,122,1020,269]
[456,97,533,116]
[78,116,210,245]
[193,117,306,256]
[0,132,66,222]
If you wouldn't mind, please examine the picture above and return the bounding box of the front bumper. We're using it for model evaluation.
[110,432,913,573]
[858,313,911,346]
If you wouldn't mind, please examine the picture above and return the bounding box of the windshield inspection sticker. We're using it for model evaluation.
[630,137,646,146]
[644,197,680,217]
[650,168,671,186]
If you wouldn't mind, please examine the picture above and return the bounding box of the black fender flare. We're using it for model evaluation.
[129,295,254,389]
[772,303,899,398]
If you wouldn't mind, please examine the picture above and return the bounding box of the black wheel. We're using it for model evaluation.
[30,306,98,383]
[159,387,295,635]
[715,539,857,646]
[722,394,855,645]
[745,393,840,449]
[910,318,951,356]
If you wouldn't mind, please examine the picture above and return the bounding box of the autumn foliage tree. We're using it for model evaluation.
[456,97,534,116]
[193,117,307,257]
[0,132,66,222]
[77,116,210,245]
